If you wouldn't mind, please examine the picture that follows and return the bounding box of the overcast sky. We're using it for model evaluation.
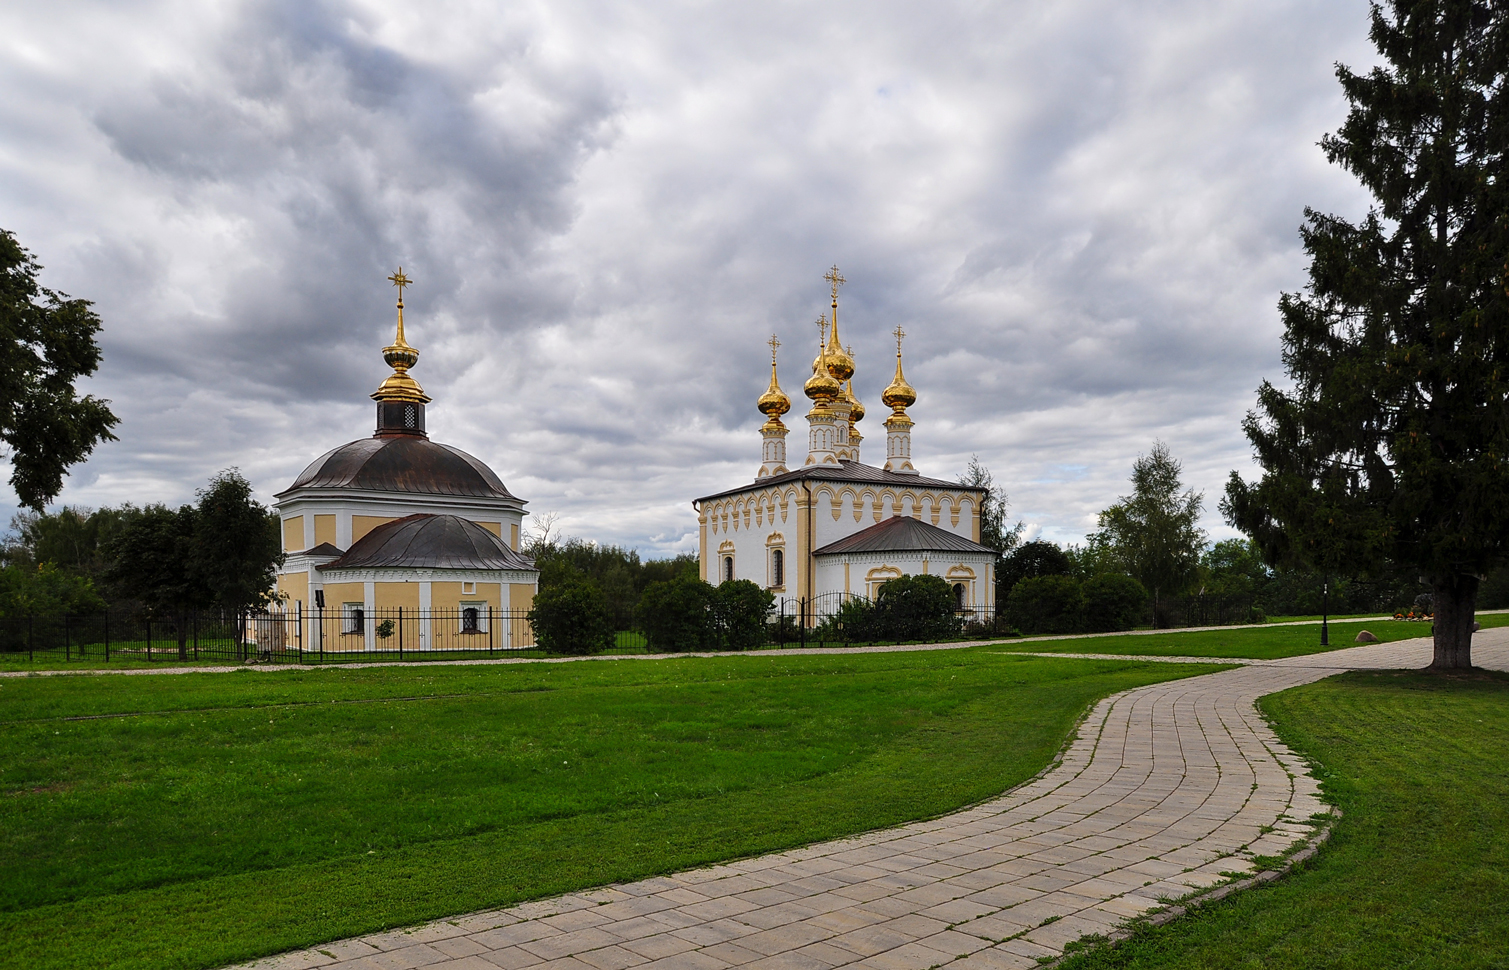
[0,0,1378,557]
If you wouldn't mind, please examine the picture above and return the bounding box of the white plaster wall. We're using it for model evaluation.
[703,479,983,597]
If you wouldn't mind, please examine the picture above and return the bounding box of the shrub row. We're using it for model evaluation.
[528,576,776,654]
[1005,573,1147,635]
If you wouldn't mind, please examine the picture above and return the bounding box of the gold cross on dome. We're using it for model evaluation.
[816,314,829,346]
[824,265,846,301]
[893,325,906,353]
[768,334,781,362]
[387,267,413,305]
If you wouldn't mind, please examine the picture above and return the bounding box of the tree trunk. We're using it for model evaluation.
[1429,573,1478,670]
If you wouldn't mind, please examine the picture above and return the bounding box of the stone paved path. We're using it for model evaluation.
[232,633,1509,970]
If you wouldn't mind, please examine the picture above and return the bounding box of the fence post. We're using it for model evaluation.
[298,609,304,664]
[27,612,33,661]
[146,615,151,662]
[193,612,198,661]
[64,613,70,662]
[104,612,110,662]
[398,607,404,661]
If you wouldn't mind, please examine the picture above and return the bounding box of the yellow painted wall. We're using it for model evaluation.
[430,580,495,611]
[352,515,395,543]
[510,582,536,611]
[321,581,366,650]
[375,582,421,610]
[277,571,307,605]
[476,521,501,537]
[510,523,520,550]
[322,582,365,607]
[282,516,304,552]
[314,514,337,547]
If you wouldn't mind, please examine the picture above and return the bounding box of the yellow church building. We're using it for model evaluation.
[272,270,538,651]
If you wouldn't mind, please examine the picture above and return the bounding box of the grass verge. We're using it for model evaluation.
[0,648,1223,970]
[997,612,1509,660]
[1056,668,1509,969]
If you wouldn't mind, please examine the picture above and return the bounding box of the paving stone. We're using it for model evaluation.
[222,635,1509,970]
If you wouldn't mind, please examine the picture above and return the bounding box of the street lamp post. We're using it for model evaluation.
[1321,577,1330,647]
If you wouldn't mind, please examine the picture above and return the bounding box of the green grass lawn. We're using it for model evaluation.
[0,648,1224,970]
[1058,667,1509,970]
[995,612,1509,660]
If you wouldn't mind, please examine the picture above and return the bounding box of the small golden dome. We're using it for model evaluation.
[846,380,865,424]
[372,268,431,405]
[805,365,841,403]
[757,338,791,420]
[824,334,854,384]
[805,316,841,402]
[881,329,916,411]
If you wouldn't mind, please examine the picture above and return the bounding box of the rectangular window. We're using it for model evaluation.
[459,601,488,633]
[343,603,365,635]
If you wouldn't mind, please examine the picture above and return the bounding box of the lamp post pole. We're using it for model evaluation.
[1321,577,1330,647]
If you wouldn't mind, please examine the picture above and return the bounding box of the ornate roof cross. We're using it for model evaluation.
[824,265,846,303]
[893,325,906,354]
[816,314,829,347]
[388,267,413,307]
[768,334,781,363]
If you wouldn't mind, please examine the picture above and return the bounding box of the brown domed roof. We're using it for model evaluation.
[278,436,517,500]
[319,514,535,571]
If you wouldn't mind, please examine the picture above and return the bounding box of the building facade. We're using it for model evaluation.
[694,268,996,616]
[272,270,538,650]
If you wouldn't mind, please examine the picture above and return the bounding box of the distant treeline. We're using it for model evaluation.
[0,471,281,622]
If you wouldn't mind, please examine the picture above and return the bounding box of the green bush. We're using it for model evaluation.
[1006,575,1082,634]
[1079,573,1147,632]
[528,579,613,655]
[712,580,774,650]
[831,597,877,642]
[635,577,716,651]
[872,574,959,642]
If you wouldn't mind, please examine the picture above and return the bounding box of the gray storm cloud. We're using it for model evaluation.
[0,0,1374,554]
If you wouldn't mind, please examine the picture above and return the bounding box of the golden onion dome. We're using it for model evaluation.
[757,357,791,420]
[824,333,854,383]
[805,364,841,403]
[881,351,916,411]
[805,316,841,402]
[372,268,431,405]
[846,380,865,424]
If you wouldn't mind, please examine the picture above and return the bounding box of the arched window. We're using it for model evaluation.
[723,556,734,583]
[771,549,784,588]
[952,583,966,610]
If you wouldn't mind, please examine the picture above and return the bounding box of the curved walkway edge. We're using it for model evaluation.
[230,632,1509,970]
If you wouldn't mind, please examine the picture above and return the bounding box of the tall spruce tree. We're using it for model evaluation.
[1223,1,1509,668]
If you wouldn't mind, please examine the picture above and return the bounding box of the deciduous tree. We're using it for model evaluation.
[1098,442,1205,628]
[0,230,118,509]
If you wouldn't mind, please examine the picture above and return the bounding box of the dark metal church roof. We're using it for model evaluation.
[695,460,970,504]
[812,514,996,557]
[278,436,517,501]
[318,514,536,572]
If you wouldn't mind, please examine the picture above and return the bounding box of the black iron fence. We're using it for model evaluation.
[0,608,657,665]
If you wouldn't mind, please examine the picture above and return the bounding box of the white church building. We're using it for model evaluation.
[694,268,997,617]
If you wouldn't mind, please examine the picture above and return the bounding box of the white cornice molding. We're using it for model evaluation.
[315,567,537,585]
